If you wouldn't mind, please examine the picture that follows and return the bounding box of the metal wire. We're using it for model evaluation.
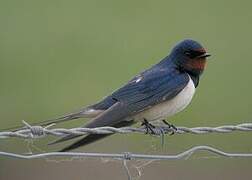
[1,121,252,180]
[1,145,252,160]
[0,121,252,139]
[2,145,252,180]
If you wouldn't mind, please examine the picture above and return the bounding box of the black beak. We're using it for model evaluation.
[197,52,211,58]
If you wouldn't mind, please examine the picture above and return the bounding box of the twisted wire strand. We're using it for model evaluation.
[0,121,252,139]
[1,122,252,180]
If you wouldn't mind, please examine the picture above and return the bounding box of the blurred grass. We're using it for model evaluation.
[0,0,252,179]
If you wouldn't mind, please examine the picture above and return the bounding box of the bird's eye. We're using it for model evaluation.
[184,51,191,56]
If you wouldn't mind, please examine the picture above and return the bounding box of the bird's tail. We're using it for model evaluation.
[59,120,135,152]
[0,107,103,132]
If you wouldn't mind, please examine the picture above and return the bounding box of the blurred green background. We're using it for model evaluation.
[0,0,252,179]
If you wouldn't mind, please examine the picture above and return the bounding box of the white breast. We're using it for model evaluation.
[133,76,195,122]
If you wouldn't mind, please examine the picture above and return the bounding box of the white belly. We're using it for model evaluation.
[133,76,195,122]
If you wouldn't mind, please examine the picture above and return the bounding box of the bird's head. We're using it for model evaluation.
[170,39,211,76]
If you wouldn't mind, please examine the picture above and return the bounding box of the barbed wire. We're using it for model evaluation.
[0,121,252,139]
[1,121,252,180]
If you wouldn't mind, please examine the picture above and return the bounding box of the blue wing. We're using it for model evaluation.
[58,66,190,151]
[94,66,190,114]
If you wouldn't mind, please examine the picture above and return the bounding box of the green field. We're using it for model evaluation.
[0,0,252,179]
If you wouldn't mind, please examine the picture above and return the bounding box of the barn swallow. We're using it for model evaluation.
[46,39,211,152]
[6,39,210,151]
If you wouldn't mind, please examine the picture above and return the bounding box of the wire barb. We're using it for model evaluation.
[0,122,252,139]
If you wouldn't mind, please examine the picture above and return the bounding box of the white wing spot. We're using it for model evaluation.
[135,76,143,83]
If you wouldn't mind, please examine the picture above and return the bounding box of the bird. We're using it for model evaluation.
[6,39,211,151]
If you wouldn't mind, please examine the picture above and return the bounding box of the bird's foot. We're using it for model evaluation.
[162,120,177,135]
[141,119,167,147]
[141,119,159,135]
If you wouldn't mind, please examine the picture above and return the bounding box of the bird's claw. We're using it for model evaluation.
[141,119,159,135]
[141,119,177,136]
[162,120,177,135]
